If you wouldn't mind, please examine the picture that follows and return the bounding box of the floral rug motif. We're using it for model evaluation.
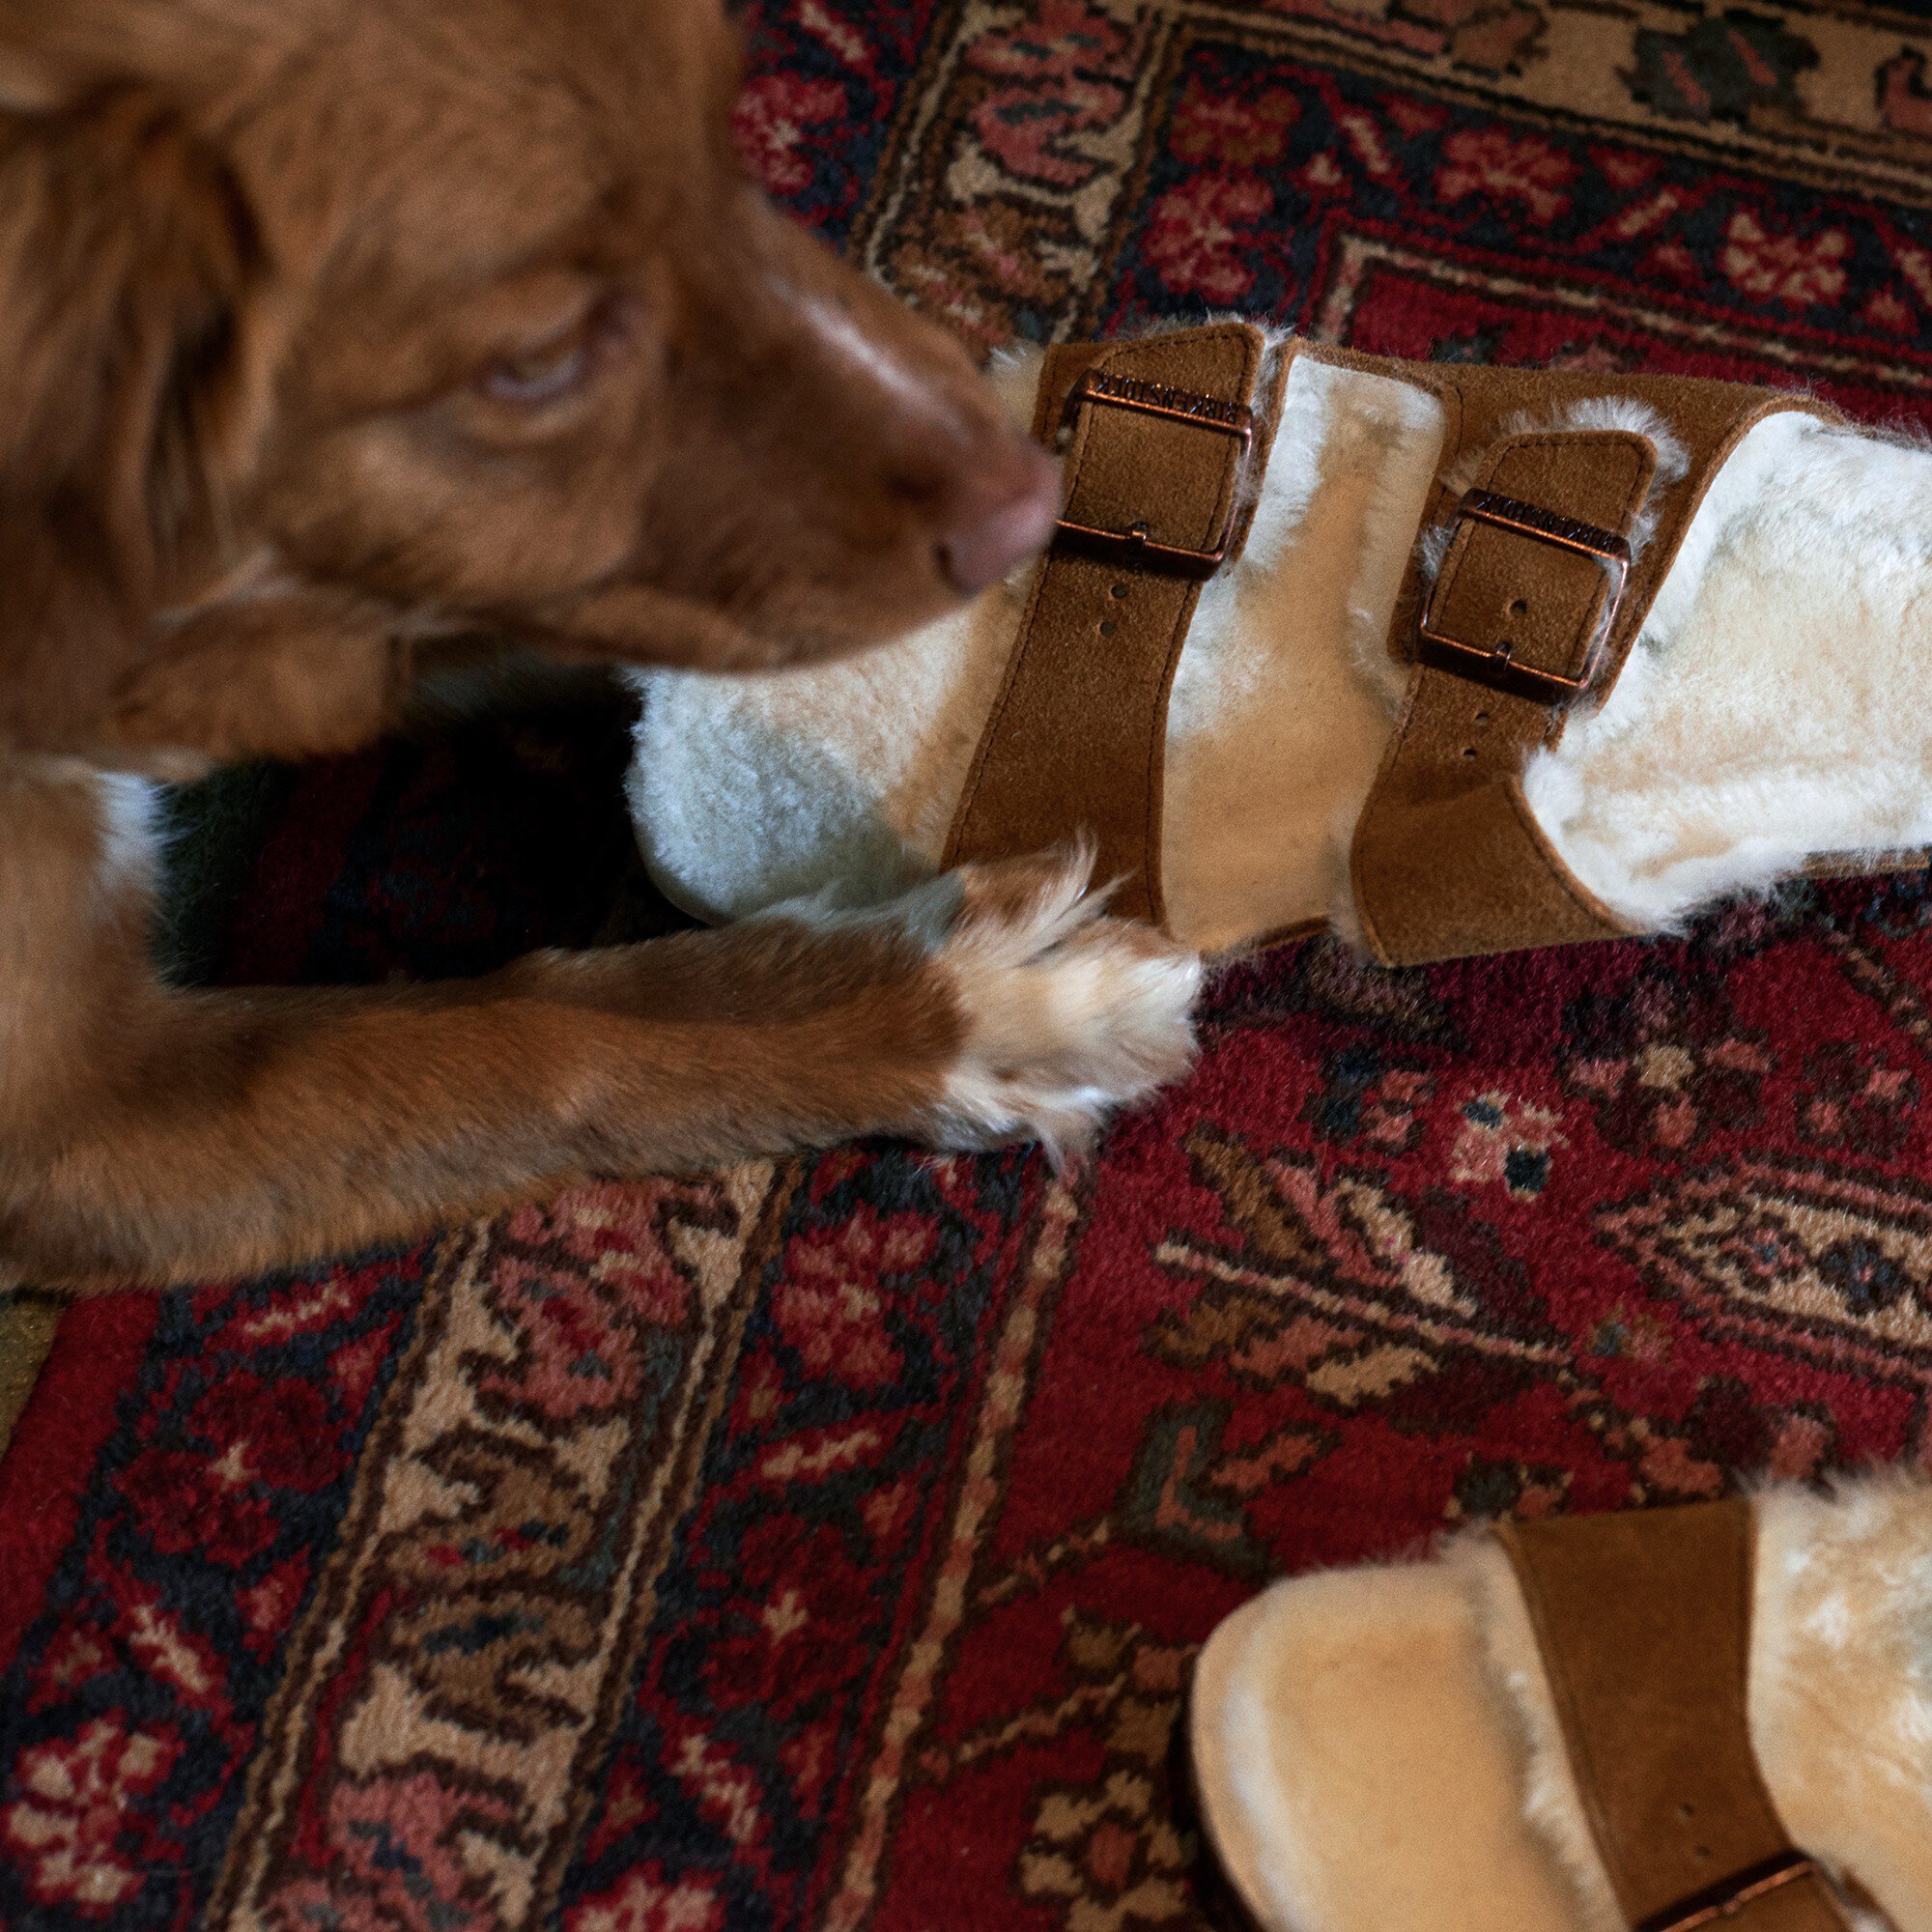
[8,0,1932,1926]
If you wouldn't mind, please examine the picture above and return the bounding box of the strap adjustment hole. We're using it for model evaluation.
[1098,620,1117,637]
[1507,596,1529,618]
[1110,582,1130,600]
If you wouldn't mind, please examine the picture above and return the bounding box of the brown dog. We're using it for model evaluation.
[0,0,1201,1292]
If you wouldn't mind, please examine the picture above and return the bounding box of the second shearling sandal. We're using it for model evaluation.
[627,321,1931,965]
[1188,1479,1930,1932]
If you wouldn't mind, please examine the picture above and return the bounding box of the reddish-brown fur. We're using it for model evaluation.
[0,0,1189,1292]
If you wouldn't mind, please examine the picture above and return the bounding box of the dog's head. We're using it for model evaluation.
[0,0,1061,742]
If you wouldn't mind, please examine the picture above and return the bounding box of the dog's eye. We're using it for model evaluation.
[479,332,594,407]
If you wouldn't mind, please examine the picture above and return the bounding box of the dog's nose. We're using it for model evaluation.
[936,437,1064,595]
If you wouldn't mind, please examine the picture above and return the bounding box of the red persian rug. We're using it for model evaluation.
[8,2,1932,1927]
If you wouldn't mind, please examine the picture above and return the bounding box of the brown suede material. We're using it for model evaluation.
[944,323,1277,924]
[1295,342,1845,966]
[1499,1502,1856,1932]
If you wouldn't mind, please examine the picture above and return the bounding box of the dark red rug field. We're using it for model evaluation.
[8,2,1932,1926]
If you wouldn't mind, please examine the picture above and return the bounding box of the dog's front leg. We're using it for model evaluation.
[0,768,1198,1291]
[95,586,413,772]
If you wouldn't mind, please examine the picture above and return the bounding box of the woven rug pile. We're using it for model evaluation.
[8,2,1932,1925]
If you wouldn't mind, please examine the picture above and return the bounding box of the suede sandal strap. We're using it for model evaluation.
[944,322,1284,925]
[1499,1502,1859,1932]
[1312,348,1846,966]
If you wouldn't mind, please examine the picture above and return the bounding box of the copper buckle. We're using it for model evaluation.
[1417,487,1632,705]
[1053,369,1254,581]
[1635,1851,1823,1932]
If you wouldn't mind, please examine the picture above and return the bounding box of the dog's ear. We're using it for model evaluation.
[0,77,283,737]
[0,88,277,591]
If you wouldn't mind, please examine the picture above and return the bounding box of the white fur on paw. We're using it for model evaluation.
[923,844,1203,1156]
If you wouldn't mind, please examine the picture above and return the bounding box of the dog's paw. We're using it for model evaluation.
[916,843,1203,1157]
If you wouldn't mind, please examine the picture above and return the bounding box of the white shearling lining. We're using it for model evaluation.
[1187,1548,1600,1932]
[1160,350,1442,950]
[1187,1475,1932,1932]
[1526,413,1932,930]
[626,328,1932,955]
[1750,1471,1932,1930]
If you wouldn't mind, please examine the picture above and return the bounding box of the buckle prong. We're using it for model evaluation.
[1418,487,1632,704]
[1053,370,1254,580]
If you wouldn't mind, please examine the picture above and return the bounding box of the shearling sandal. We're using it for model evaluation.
[626,321,1932,964]
[1187,1479,1932,1932]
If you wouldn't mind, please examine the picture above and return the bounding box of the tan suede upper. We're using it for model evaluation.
[1500,1502,1855,1932]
